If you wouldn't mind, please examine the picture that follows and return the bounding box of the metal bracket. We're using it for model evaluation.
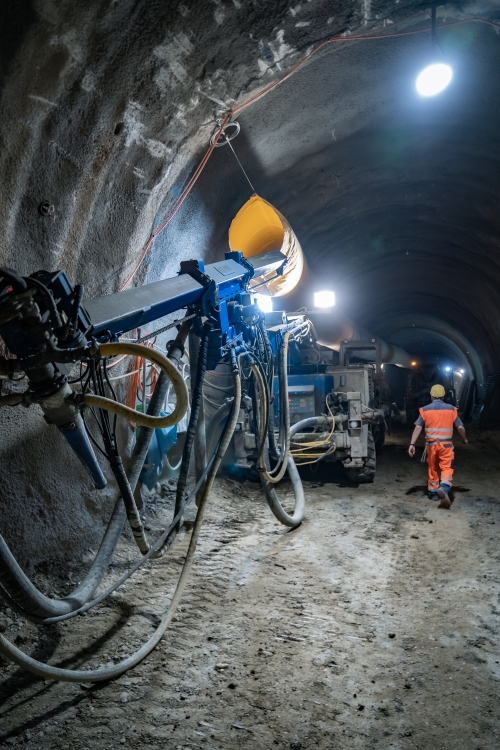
[179,259,218,320]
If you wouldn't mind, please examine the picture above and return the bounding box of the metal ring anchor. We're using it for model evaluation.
[210,120,241,147]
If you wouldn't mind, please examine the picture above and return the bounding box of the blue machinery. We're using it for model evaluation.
[0,249,386,681]
[0,250,314,682]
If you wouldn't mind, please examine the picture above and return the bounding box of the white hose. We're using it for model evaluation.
[0,363,242,683]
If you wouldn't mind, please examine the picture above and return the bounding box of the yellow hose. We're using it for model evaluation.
[83,342,189,428]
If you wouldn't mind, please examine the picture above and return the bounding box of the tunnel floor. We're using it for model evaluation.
[1,428,499,749]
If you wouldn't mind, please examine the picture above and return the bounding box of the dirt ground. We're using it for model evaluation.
[1,426,500,749]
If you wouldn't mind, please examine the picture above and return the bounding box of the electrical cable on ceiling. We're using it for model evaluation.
[119,14,500,291]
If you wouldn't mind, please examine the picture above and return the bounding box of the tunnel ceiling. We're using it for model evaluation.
[2,0,500,382]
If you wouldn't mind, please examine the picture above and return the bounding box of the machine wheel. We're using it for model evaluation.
[373,421,385,452]
[345,429,376,484]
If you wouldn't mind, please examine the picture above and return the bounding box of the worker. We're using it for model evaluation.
[408,384,468,509]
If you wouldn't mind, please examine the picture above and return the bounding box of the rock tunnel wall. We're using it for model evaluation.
[1,0,499,565]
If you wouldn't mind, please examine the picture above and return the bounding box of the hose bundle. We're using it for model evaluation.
[0,340,242,682]
[247,332,305,528]
[0,330,190,613]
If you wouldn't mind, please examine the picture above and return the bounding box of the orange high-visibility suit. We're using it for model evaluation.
[415,402,463,496]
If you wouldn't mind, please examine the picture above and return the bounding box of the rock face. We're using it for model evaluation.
[0,0,499,562]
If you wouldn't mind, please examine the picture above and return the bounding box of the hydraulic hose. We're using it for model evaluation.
[206,398,233,459]
[263,332,291,482]
[258,322,280,461]
[3,437,221,626]
[175,323,211,517]
[106,324,191,558]
[254,368,304,526]
[248,353,304,527]
[252,351,290,484]
[82,342,188,429]
[0,351,242,682]
[108,454,149,555]
[259,455,305,528]
[0,325,191,620]
[0,500,125,619]
[290,415,333,436]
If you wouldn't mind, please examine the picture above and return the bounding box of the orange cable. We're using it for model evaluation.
[120,16,500,289]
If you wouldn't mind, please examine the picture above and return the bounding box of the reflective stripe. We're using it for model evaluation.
[425,427,454,433]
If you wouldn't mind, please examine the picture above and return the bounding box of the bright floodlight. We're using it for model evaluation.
[460,368,465,374]
[254,294,273,313]
[445,366,451,372]
[416,63,452,97]
[314,290,336,309]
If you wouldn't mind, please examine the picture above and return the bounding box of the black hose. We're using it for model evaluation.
[252,344,305,528]
[174,323,211,519]
[0,328,190,618]
[126,328,188,494]
[26,275,63,329]
[253,356,271,465]
[273,334,288,469]
[259,322,280,460]
[0,360,243,682]
[71,284,83,331]
[5,429,225,626]
[108,454,149,555]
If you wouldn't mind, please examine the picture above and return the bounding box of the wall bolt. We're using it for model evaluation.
[38,201,55,217]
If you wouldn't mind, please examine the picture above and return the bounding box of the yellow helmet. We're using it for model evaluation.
[430,384,446,398]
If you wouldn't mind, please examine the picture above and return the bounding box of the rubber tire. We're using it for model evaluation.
[345,429,376,484]
[373,421,385,452]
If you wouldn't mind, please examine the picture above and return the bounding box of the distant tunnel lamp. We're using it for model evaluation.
[445,366,451,372]
[411,361,417,367]
[254,294,273,313]
[416,8,452,97]
[314,291,336,309]
[460,369,465,374]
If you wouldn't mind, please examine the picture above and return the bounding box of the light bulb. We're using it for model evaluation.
[314,290,336,309]
[416,63,452,96]
[254,294,273,313]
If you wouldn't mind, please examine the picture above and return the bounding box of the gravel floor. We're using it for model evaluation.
[1,427,499,749]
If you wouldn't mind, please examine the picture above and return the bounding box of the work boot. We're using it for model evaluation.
[428,491,439,501]
[437,487,451,509]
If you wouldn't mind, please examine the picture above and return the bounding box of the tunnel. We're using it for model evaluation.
[1,1,500,747]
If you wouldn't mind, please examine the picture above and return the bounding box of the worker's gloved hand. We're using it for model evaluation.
[408,444,416,458]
